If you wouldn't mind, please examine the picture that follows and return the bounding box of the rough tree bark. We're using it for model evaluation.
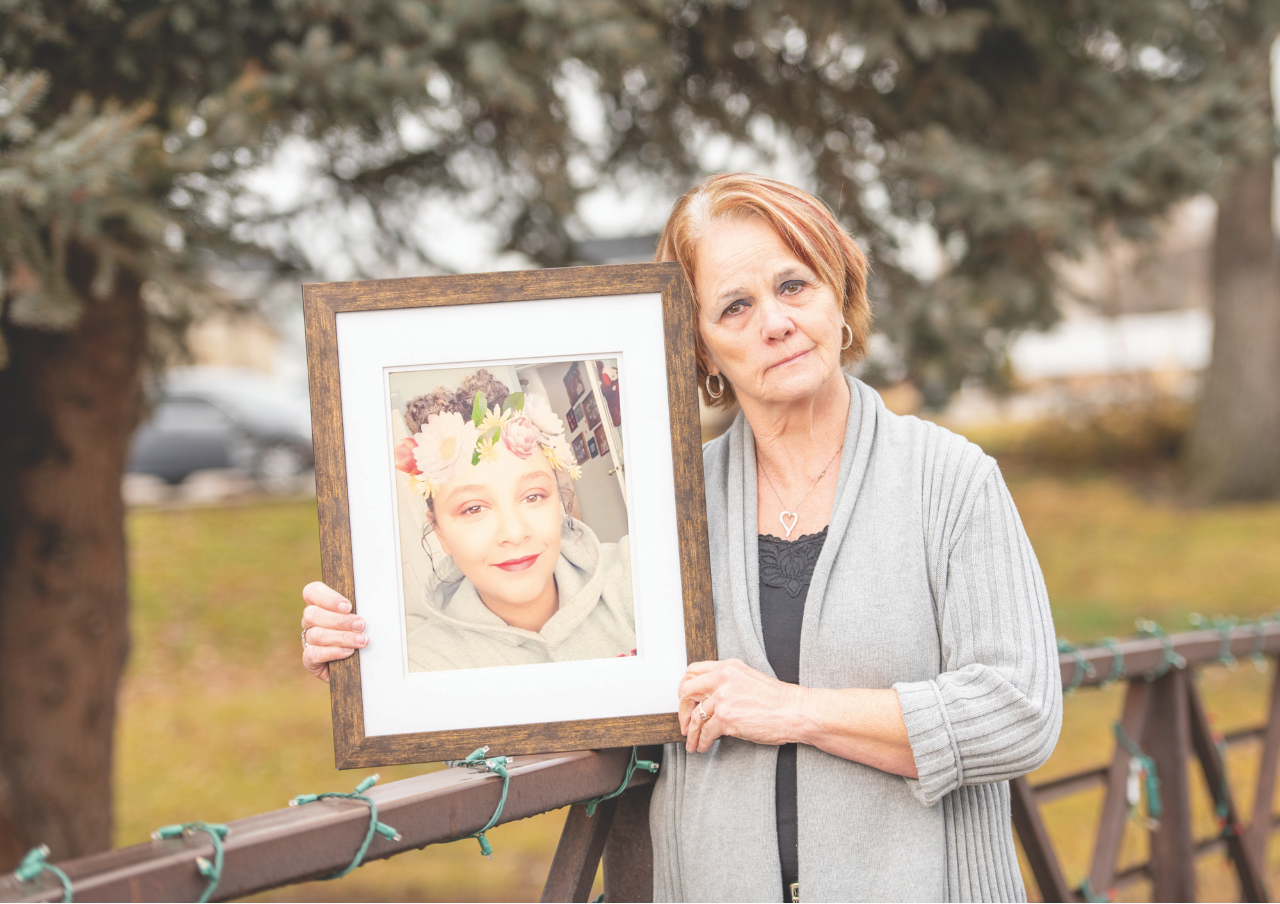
[1185,156,1280,501]
[0,251,145,868]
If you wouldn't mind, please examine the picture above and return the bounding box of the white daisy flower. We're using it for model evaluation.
[522,392,565,439]
[412,411,481,485]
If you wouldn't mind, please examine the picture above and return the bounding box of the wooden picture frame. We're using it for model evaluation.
[303,263,715,767]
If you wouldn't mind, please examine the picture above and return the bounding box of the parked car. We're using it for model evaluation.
[128,367,314,493]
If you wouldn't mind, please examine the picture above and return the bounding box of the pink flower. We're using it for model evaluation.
[501,416,540,459]
[394,438,421,475]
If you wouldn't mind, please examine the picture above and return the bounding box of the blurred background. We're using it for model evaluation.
[1,2,1279,900]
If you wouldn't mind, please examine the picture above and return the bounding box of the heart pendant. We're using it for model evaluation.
[779,511,799,539]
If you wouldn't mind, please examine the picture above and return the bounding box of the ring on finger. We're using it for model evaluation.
[696,701,710,722]
[301,627,311,648]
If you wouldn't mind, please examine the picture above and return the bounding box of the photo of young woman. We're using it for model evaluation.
[390,367,635,672]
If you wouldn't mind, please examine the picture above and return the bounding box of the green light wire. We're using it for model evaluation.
[1098,637,1125,687]
[151,821,230,903]
[1113,722,1161,820]
[13,845,73,903]
[1135,619,1185,680]
[1190,613,1238,669]
[580,746,660,817]
[1249,615,1271,672]
[1080,876,1111,902]
[1057,637,1096,694]
[446,747,514,858]
[288,775,402,879]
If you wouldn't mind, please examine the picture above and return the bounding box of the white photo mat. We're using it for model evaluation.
[336,293,689,737]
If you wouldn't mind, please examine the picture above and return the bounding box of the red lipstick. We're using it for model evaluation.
[494,553,539,572]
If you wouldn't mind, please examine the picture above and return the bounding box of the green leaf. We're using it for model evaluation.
[471,451,480,466]
[502,391,524,412]
[481,426,501,444]
[471,391,487,427]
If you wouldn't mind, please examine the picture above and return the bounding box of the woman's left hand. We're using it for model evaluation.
[678,658,806,754]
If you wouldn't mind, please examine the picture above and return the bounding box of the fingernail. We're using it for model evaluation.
[339,600,352,613]
[355,634,368,646]
[352,618,366,632]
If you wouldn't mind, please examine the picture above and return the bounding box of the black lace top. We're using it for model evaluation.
[758,526,828,901]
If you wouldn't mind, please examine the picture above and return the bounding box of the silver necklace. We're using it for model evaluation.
[758,443,843,539]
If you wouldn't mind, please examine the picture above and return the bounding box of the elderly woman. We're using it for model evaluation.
[301,173,1061,902]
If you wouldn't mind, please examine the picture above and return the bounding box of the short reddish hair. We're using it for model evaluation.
[655,173,872,408]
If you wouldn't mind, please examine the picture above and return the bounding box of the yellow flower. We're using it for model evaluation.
[407,473,435,500]
[479,406,511,432]
[475,436,500,464]
[541,442,564,471]
[542,436,580,479]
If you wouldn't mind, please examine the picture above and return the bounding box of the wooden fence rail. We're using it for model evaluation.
[0,747,658,903]
[1015,622,1280,903]
[5,622,1280,903]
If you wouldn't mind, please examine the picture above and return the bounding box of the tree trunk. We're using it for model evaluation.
[0,252,145,867]
[1186,156,1280,501]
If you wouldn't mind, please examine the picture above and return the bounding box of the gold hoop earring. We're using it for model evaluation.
[706,373,725,399]
[841,322,854,350]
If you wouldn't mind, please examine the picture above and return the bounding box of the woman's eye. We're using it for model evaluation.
[781,280,804,295]
[460,504,485,516]
[723,300,746,317]
[524,492,548,504]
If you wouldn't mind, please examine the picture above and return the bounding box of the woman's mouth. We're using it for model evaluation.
[770,349,810,370]
[494,553,540,572]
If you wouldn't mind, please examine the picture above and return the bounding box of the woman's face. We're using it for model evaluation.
[431,446,562,611]
[694,215,846,409]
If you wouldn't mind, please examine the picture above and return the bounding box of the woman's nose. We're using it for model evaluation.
[494,504,532,544]
[758,295,795,341]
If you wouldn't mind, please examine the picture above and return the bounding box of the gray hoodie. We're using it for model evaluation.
[405,520,635,672]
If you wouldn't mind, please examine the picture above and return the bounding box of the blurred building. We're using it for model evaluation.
[177,256,311,387]
[947,198,1216,424]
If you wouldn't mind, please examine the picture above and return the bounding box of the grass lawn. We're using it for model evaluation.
[119,468,1280,901]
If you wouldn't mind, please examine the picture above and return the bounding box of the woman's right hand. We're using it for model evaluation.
[301,581,368,683]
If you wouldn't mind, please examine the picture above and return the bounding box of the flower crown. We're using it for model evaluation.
[395,390,582,500]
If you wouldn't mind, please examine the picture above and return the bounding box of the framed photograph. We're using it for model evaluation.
[572,402,584,426]
[562,361,585,405]
[587,436,599,458]
[565,404,579,432]
[571,433,589,466]
[582,392,602,430]
[303,263,714,766]
[594,424,610,458]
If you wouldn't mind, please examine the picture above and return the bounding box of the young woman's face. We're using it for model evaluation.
[431,446,563,611]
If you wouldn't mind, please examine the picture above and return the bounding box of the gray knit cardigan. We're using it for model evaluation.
[649,376,1062,902]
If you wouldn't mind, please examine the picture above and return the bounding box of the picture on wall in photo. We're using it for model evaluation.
[389,360,633,674]
[572,433,589,466]
[582,392,601,430]
[587,436,598,458]
[565,405,579,432]
[593,424,610,458]
[562,361,585,404]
